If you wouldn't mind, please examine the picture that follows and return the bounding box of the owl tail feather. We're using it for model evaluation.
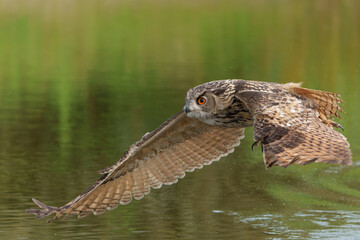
[26,198,59,220]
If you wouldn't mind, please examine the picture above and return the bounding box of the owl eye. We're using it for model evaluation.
[197,96,207,105]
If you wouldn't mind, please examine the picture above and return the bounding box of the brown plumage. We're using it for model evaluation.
[26,79,352,222]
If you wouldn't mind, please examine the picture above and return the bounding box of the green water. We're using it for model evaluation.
[0,1,360,239]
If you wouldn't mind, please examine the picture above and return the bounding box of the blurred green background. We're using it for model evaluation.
[0,0,359,239]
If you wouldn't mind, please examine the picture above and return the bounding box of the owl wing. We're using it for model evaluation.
[236,89,352,169]
[27,111,245,221]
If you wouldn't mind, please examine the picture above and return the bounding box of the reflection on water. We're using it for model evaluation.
[0,0,359,239]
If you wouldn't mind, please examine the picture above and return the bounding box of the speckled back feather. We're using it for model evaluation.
[236,81,351,168]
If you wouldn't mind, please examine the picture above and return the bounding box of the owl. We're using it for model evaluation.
[27,79,352,222]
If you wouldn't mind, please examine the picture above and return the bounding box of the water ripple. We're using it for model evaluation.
[213,209,360,240]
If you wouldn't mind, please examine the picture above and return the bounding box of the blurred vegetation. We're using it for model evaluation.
[0,0,359,239]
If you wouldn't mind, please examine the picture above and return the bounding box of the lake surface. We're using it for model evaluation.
[0,1,360,239]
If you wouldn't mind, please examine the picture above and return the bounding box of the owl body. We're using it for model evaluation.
[27,79,352,222]
[186,79,350,168]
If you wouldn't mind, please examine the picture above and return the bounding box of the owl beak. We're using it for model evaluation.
[184,105,191,114]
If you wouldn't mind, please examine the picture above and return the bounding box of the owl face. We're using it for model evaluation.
[184,91,215,120]
[184,83,232,125]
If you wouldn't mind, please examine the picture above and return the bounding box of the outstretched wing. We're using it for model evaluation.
[236,86,352,169]
[27,111,245,221]
[287,83,343,119]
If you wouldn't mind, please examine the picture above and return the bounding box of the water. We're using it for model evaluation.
[0,1,359,239]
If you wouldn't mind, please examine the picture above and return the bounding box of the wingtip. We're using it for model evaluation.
[26,198,59,219]
[31,198,43,208]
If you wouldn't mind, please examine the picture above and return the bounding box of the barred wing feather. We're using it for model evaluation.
[26,111,245,221]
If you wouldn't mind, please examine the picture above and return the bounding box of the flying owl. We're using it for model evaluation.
[27,79,352,222]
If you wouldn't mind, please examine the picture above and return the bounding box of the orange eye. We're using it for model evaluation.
[197,97,206,105]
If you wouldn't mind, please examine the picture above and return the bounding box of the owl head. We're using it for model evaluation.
[184,80,235,124]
